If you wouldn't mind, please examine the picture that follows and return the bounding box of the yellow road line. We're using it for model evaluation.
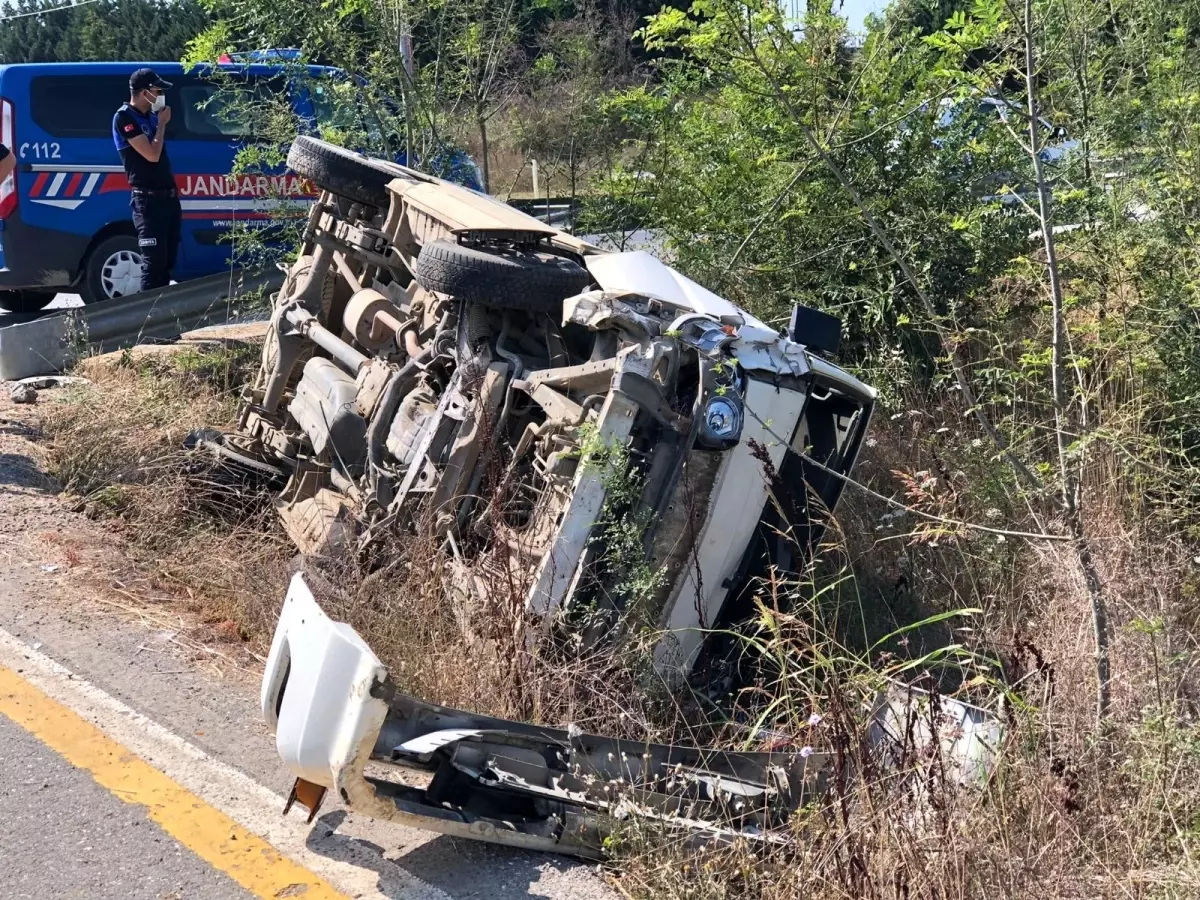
[0,663,353,900]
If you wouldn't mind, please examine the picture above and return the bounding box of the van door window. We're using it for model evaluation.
[30,75,132,138]
[175,76,286,141]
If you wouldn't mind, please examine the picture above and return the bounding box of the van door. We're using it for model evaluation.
[168,72,315,275]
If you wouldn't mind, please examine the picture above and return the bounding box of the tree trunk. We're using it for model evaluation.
[477,104,491,194]
[400,29,416,161]
[1023,0,1110,724]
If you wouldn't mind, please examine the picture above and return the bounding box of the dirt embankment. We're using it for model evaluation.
[16,347,565,724]
[12,336,1200,900]
[1,348,283,667]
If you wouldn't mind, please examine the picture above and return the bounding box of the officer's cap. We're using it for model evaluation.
[130,68,172,94]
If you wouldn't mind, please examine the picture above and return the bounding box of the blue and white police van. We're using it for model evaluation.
[0,57,484,311]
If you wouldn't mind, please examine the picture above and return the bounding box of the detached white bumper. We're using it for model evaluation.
[259,575,604,853]
[259,575,832,858]
[259,577,1002,859]
[261,574,392,814]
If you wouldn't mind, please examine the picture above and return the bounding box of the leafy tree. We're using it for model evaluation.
[588,0,1200,729]
[884,0,973,36]
[435,0,525,192]
[0,0,209,64]
[601,0,1029,377]
[511,0,635,200]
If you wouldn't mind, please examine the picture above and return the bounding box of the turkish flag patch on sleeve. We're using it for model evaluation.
[123,123,136,133]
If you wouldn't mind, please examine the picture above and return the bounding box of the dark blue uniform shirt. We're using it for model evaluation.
[112,103,174,191]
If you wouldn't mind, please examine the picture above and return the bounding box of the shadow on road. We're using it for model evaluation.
[308,808,590,899]
[0,451,52,492]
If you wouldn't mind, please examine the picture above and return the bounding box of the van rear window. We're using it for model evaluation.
[28,72,285,142]
[30,75,131,138]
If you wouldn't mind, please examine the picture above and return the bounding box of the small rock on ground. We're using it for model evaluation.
[10,383,37,404]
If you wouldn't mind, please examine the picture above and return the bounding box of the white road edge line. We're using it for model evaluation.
[0,625,453,900]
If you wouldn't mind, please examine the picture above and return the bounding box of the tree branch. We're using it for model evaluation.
[731,5,1044,493]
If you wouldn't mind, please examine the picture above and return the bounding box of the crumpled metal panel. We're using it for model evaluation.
[868,684,1002,787]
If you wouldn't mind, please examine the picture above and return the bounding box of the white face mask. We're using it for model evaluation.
[147,92,166,113]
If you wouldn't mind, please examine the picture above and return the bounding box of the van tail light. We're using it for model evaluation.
[0,98,15,220]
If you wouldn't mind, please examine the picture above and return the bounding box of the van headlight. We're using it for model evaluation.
[672,322,745,449]
[703,396,742,442]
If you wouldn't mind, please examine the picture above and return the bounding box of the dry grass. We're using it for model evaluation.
[603,390,1200,897]
[42,345,297,645]
[600,479,1200,898]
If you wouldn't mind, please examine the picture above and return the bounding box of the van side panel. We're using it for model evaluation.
[14,67,137,287]
[0,64,98,288]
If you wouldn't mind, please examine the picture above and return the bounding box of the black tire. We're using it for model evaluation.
[80,234,142,305]
[0,290,56,313]
[287,136,397,209]
[414,240,591,313]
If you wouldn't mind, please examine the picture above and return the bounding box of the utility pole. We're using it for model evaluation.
[392,0,416,163]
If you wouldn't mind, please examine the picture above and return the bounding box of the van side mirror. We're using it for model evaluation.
[787,304,842,356]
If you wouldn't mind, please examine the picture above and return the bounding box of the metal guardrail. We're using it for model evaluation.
[0,269,283,381]
[507,197,579,228]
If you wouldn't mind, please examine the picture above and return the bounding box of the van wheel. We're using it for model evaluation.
[287,136,397,210]
[81,235,143,304]
[414,239,590,314]
[0,290,56,313]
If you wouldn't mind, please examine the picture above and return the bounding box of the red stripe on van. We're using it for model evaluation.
[100,173,130,193]
[29,173,47,197]
[64,173,83,197]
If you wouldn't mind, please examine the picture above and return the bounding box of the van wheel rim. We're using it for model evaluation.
[100,249,143,298]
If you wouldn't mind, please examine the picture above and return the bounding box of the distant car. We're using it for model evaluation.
[886,93,1079,208]
[0,59,484,312]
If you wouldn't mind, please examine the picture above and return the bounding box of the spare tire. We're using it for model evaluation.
[414,240,590,314]
[287,136,396,209]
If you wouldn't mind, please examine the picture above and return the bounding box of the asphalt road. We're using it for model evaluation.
[0,387,618,900]
[0,715,253,900]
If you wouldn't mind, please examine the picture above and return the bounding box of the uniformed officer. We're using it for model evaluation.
[113,68,180,292]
